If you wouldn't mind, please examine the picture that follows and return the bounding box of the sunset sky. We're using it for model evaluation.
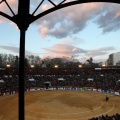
[0,0,120,63]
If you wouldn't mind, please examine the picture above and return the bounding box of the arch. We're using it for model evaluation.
[0,1,120,26]
[31,0,120,24]
[0,11,14,22]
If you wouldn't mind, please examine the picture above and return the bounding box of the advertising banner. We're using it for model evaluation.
[93,89,97,91]
[98,89,102,92]
[115,92,120,96]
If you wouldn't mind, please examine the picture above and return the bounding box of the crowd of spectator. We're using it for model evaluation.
[0,68,120,94]
[89,113,120,120]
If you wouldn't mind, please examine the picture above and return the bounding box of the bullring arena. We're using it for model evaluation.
[0,68,120,120]
[0,90,120,120]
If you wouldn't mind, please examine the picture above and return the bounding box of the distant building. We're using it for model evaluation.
[106,52,120,66]
[105,60,108,66]
[116,60,120,66]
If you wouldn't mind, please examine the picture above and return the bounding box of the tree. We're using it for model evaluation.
[8,54,17,67]
[86,57,99,67]
[89,57,93,63]
[0,54,8,67]
[34,55,42,67]
[0,54,3,67]
[14,56,19,67]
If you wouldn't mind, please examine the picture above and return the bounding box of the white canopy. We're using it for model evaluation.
[29,78,35,81]
[4,75,8,78]
[58,78,65,81]
[87,78,93,81]
[95,68,101,70]
[0,80,5,83]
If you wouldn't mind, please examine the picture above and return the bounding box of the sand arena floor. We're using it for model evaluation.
[0,90,120,120]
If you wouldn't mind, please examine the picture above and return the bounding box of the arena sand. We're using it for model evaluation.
[0,90,120,120]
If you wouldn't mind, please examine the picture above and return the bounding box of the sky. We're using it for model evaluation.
[0,0,120,63]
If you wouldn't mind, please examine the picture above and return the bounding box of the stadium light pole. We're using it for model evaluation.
[0,0,120,120]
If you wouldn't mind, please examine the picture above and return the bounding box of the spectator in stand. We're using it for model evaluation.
[0,68,120,95]
[89,113,120,120]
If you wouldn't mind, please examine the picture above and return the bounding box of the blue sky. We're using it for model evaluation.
[0,1,120,63]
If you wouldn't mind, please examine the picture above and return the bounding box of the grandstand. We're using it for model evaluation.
[0,67,120,120]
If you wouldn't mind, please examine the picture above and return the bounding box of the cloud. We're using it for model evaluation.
[0,0,18,23]
[38,26,49,38]
[0,44,116,63]
[36,2,103,38]
[43,44,87,56]
[34,2,120,38]
[0,45,33,55]
[95,3,120,33]
[41,35,86,58]
[1,1,120,36]
[86,46,115,57]
[60,36,85,45]
[42,43,115,59]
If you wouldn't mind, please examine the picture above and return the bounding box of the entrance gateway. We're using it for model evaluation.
[0,0,119,120]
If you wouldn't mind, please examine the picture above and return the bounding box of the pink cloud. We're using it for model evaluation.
[38,26,49,38]
[43,53,71,59]
[41,43,115,60]
[35,2,120,38]
[43,44,86,54]
[42,43,87,59]
[36,2,103,38]
[1,1,120,37]
[0,0,18,23]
